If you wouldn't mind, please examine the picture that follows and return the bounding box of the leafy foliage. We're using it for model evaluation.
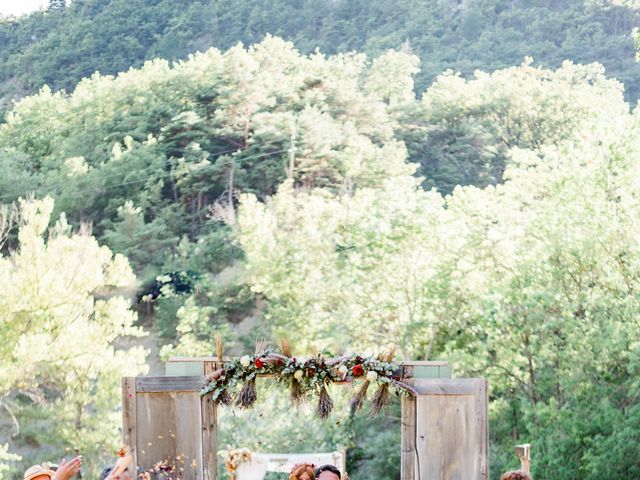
[2,0,640,114]
[0,24,639,479]
[237,64,640,478]
[0,198,148,477]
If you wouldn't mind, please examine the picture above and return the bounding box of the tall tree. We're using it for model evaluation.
[0,197,147,476]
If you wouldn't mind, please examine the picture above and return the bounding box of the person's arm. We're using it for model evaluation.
[53,456,82,480]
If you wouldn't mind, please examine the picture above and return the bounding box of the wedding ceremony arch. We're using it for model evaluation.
[122,356,488,480]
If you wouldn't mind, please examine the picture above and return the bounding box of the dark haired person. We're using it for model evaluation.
[501,470,532,480]
[314,465,341,480]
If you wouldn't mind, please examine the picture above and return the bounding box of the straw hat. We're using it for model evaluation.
[24,464,56,480]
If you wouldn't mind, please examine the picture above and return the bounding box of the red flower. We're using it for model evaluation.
[118,448,127,457]
[352,364,364,376]
[255,358,264,369]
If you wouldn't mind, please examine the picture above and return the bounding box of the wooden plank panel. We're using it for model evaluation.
[477,380,489,479]
[135,391,205,480]
[401,361,450,367]
[401,394,416,480]
[412,379,480,395]
[122,377,138,473]
[201,396,217,480]
[413,378,488,480]
[136,376,203,393]
[174,392,204,480]
[438,365,452,379]
[136,392,177,473]
[166,362,205,377]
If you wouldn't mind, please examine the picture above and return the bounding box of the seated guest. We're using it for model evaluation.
[24,464,55,480]
[314,465,341,480]
[24,456,82,480]
[501,470,532,480]
[289,463,315,480]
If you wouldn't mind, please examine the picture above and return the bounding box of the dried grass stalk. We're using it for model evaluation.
[384,348,396,363]
[318,384,333,420]
[280,338,293,357]
[255,338,269,356]
[351,379,370,412]
[216,334,224,365]
[291,379,304,405]
[236,378,257,409]
[371,383,391,415]
[218,389,233,406]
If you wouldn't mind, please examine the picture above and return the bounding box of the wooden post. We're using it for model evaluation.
[401,394,416,480]
[201,396,217,480]
[515,444,531,474]
[122,377,138,474]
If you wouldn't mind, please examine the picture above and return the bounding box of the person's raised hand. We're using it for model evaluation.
[53,456,82,480]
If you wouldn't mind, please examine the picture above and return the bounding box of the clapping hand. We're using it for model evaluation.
[53,456,82,480]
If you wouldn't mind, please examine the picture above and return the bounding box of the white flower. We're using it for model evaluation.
[294,369,304,381]
[338,365,348,376]
[366,371,378,382]
[240,355,251,368]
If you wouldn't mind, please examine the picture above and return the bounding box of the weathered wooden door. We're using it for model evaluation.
[122,376,217,480]
[401,378,489,480]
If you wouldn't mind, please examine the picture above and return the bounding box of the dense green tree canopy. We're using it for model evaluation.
[0,17,639,479]
[237,72,640,478]
[0,197,147,476]
[1,0,640,115]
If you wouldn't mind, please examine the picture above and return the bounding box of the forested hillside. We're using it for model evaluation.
[1,0,640,113]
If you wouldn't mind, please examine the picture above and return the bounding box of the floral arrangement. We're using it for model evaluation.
[222,449,252,480]
[201,339,417,419]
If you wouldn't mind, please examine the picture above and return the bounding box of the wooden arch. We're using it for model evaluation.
[122,358,488,480]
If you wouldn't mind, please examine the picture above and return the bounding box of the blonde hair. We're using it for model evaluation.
[290,464,315,480]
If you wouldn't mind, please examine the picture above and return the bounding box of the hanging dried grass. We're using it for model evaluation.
[370,383,391,415]
[255,339,269,356]
[236,378,257,409]
[280,338,293,357]
[291,378,304,405]
[217,389,233,406]
[351,379,370,412]
[317,384,333,420]
[384,348,396,363]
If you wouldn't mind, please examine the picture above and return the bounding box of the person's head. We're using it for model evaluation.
[501,471,532,480]
[24,464,55,480]
[98,465,133,480]
[314,464,341,480]
[289,464,315,480]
